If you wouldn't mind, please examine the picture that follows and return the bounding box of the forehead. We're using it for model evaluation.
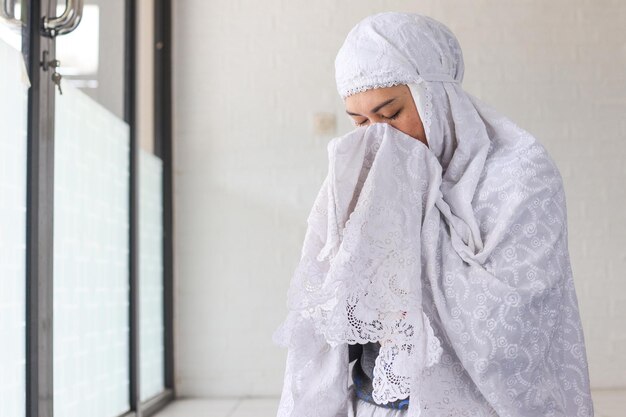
[344,84,408,111]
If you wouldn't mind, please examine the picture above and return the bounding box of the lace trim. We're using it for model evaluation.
[418,79,434,143]
[371,311,443,405]
[405,79,434,145]
[341,80,406,99]
[337,71,419,99]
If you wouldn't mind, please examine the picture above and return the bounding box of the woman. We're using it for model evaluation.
[273,12,594,417]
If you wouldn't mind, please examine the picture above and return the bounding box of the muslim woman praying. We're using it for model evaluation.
[272,11,594,417]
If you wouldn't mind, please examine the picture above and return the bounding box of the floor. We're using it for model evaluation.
[152,398,276,417]
[153,390,625,417]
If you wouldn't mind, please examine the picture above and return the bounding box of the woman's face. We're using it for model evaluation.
[344,84,427,147]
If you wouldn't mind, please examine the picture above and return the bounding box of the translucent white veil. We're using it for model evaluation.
[273,11,594,417]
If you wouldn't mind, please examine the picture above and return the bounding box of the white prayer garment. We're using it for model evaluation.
[272,11,594,417]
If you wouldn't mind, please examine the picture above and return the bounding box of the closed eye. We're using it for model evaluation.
[385,109,402,120]
[354,109,402,127]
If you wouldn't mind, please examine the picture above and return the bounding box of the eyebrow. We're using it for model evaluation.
[345,97,397,116]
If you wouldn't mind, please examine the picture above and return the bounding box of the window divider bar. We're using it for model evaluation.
[26,1,56,416]
[125,0,141,414]
[154,0,175,397]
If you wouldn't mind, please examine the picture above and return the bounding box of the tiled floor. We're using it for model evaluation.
[154,390,625,417]
[152,398,277,417]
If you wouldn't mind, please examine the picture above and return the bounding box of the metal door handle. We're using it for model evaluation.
[42,0,84,37]
[0,0,22,26]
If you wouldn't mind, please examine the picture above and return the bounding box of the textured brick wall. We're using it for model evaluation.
[172,0,626,396]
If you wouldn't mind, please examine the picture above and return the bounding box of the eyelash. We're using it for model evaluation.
[356,110,402,126]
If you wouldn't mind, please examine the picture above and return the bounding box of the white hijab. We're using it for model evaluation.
[273,11,594,417]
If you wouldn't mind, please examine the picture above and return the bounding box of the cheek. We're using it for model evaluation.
[393,115,422,141]
[404,112,426,143]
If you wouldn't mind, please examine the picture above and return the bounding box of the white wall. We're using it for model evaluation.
[172,0,626,397]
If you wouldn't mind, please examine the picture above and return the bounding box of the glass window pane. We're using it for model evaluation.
[0,34,28,417]
[139,150,165,401]
[53,1,130,415]
[53,82,130,417]
[136,0,154,155]
[56,1,125,119]
[137,0,165,401]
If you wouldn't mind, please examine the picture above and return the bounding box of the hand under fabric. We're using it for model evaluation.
[273,122,445,416]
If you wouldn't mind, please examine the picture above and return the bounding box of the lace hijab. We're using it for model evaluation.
[272,11,594,417]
